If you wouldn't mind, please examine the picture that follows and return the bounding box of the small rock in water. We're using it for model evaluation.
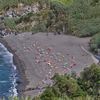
[16,80,22,84]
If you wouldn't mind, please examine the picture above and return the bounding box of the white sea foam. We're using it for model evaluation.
[0,81,8,83]
[10,64,18,96]
[0,43,18,96]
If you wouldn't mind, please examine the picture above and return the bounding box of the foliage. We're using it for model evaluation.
[90,33,100,53]
[52,74,85,97]
[0,0,38,10]
[39,64,100,100]
[0,0,72,33]
[68,0,100,37]
[1,0,100,37]
[22,0,70,33]
[0,64,100,100]
[0,0,18,10]
[51,0,73,6]
[2,0,100,52]
[32,22,47,33]
[17,12,34,23]
[78,64,100,96]
[4,17,17,30]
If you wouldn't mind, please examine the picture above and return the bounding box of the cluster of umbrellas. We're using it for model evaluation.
[23,40,77,87]
[33,41,77,73]
[21,38,82,93]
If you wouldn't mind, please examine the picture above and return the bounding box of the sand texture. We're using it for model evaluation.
[2,32,96,96]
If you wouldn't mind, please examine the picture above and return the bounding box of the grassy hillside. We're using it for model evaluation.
[0,0,37,10]
[2,0,72,33]
[2,0,100,36]
[68,0,100,37]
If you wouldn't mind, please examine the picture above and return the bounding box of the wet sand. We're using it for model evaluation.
[0,32,96,97]
[0,37,28,96]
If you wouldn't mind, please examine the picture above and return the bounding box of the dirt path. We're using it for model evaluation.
[81,46,99,64]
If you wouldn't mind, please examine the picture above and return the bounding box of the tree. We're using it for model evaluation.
[68,0,100,37]
[78,64,100,96]
[90,33,100,53]
[52,74,85,97]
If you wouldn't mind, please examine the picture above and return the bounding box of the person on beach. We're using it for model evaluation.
[47,61,51,66]
[63,62,68,68]
[69,56,77,68]
[47,47,52,53]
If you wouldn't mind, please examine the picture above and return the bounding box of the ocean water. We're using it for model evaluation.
[0,43,18,97]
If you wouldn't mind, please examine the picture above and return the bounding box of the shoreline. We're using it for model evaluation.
[0,37,28,96]
[0,32,96,97]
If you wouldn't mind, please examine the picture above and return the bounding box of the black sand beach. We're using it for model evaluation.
[0,32,98,97]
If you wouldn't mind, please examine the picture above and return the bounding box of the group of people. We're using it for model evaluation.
[0,28,18,37]
[24,40,77,85]
[22,38,79,93]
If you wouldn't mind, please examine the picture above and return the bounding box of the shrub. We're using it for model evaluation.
[90,33,100,53]
[4,17,17,30]
[68,0,100,37]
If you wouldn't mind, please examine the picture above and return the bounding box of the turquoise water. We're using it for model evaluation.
[0,43,17,97]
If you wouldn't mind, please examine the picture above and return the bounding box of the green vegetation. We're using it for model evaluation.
[69,0,100,37]
[0,0,100,99]
[0,64,100,100]
[0,0,18,10]
[1,0,72,33]
[4,17,17,30]
[90,33,100,53]
[37,64,100,100]
[2,0,100,36]
[67,0,100,52]
[0,0,37,10]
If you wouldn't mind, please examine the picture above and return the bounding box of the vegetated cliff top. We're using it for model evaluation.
[0,0,73,11]
[1,0,72,33]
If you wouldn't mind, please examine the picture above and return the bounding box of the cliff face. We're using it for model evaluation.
[1,2,39,32]
[1,1,68,34]
[3,3,39,18]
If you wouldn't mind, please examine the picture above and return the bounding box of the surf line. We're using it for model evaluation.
[0,43,18,96]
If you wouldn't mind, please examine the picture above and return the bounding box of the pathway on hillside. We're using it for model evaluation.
[81,46,99,64]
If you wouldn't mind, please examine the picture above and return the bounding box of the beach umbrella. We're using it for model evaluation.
[33,43,36,47]
[47,47,52,52]
[40,48,45,54]
[63,62,68,67]
[62,55,65,58]
[56,52,61,56]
